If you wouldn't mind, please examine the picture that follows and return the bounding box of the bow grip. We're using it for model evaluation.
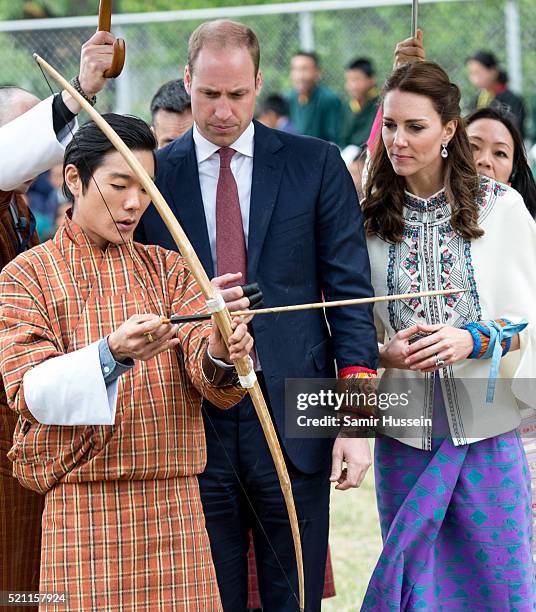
[98,0,126,79]
[104,38,126,79]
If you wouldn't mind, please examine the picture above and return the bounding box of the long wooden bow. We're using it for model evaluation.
[34,53,305,611]
[98,0,126,78]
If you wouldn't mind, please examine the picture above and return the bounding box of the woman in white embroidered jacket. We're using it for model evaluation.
[361,61,536,610]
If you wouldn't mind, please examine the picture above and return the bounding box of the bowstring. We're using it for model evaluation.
[201,407,301,607]
[36,59,301,607]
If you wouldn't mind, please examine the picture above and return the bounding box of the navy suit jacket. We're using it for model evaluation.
[136,120,378,473]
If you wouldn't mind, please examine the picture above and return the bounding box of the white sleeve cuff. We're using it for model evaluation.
[206,347,235,370]
[23,341,119,425]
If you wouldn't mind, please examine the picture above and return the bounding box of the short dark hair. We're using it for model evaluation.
[62,114,157,203]
[150,79,191,120]
[188,20,260,77]
[292,50,320,68]
[259,94,289,118]
[466,106,536,218]
[467,50,498,69]
[346,57,375,77]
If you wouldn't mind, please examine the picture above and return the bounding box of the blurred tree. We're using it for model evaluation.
[0,0,304,19]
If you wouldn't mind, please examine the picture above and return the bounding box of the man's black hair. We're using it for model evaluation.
[150,79,191,121]
[62,113,157,202]
[346,57,375,78]
[259,94,289,118]
[466,50,499,69]
[292,50,320,68]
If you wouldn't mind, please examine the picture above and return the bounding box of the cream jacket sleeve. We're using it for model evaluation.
[0,95,77,191]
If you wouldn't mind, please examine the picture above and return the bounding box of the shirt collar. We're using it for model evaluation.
[193,122,255,163]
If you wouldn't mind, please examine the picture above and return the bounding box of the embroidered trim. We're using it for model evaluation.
[387,203,482,333]
[403,189,450,213]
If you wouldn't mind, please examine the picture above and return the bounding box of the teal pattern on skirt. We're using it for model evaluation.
[363,431,535,611]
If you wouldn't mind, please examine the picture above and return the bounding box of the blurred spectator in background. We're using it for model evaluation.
[466,51,526,137]
[54,201,70,230]
[466,106,536,217]
[27,164,70,239]
[46,164,70,234]
[287,50,342,143]
[150,78,193,149]
[257,93,296,133]
[341,57,379,148]
[26,170,53,238]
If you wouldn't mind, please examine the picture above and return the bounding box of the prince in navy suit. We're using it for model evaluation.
[136,20,379,612]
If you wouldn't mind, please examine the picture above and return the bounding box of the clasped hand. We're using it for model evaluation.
[381,323,474,372]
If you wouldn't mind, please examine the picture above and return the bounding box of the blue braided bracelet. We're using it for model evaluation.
[462,318,528,402]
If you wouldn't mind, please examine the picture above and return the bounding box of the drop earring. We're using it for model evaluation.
[441,143,448,159]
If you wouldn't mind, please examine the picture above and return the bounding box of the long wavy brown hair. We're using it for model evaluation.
[363,61,483,243]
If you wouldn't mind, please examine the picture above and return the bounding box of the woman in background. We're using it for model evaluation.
[466,106,536,217]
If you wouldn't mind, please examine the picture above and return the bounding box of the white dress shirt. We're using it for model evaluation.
[193,122,254,275]
[193,122,261,369]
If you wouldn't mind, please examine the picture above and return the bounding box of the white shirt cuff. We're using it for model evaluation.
[23,341,119,425]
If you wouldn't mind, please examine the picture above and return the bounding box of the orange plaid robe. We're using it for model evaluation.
[0,218,245,611]
[0,190,42,611]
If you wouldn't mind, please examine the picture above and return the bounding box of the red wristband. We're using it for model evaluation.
[338,366,378,378]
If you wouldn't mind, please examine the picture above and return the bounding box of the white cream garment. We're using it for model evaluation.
[366,179,536,448]
[23,341,118,426]
[0,95,77,191]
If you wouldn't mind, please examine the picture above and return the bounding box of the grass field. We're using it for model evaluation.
[323,452,382,611]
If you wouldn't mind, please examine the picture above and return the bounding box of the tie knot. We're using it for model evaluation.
[218,147,236,168]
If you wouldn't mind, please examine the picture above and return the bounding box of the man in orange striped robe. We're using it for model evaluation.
[0,114,253,611]
[0,32,123,607]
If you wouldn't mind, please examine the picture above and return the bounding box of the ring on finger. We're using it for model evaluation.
[435,354,445,368]
[145,332,155,344]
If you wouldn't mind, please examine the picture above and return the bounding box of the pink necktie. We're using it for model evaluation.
[216,147,247,281]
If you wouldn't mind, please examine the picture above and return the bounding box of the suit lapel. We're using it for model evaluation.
[248,121,286,280]
[164,131,214,278]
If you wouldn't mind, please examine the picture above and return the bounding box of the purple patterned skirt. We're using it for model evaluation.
[363,423,535,610]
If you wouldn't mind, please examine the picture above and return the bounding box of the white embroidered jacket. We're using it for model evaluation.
[367,177,536,449]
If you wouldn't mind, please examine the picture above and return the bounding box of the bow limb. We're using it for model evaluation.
[34,53,305,612]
